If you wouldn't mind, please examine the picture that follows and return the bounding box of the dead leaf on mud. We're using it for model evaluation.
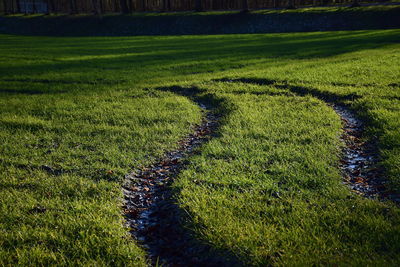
[354,177,365,183]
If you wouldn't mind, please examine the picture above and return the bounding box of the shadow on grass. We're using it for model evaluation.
[157,85,230,115]
[0,88,51,95]
[2,78,125,85]
[1,30,399,97]
[0,87,68,95]
[214,77,362,103]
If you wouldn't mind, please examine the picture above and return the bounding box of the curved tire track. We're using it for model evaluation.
[216,77,399,204]
[333,104,396,201]
[122,87,242,266]
[122,81,399,266]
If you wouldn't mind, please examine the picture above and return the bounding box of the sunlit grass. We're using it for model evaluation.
[0,28,399,265]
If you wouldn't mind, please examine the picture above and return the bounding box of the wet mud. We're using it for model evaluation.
[334,105,399,203]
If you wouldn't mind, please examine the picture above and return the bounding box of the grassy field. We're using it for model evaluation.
[0,27,399,265]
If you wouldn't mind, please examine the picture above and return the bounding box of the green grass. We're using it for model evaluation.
[0,28,399,265]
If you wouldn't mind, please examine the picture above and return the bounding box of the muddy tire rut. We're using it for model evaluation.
[122,98,241,266]
[334,105,399,203]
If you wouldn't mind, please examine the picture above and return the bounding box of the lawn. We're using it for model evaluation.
[0,28,399,265]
